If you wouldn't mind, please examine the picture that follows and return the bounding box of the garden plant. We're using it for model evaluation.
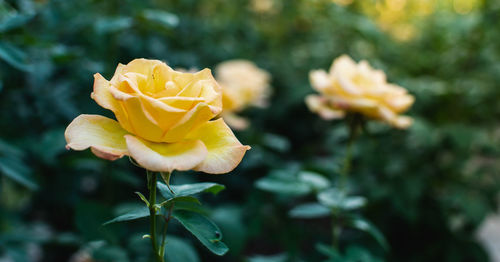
[1,0,500,262]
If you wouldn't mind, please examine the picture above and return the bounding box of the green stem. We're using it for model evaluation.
[148,171,163,262]
[159,203,175,259]
[340,114,362,189]
[333,114,363,249]
[332,215,341,249]
[340,137,354,189]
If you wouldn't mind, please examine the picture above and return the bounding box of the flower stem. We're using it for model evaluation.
[148,171,163,262]
[332,215,341,250]
[159,202,174,259]
[157,171,174,260]
[333,114,363,250]
[340,113,362,189]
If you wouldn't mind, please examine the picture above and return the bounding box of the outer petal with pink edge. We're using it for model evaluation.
[65,114,129,160]
[125,135,208,173]
[187,118,251,174]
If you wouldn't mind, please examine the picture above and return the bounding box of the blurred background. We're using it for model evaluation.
[1,0,500,261]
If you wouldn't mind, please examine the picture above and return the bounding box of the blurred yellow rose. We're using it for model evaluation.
[306,55,414,128]
[65,59,250,174]
[249,0,280,14]
[216,60,272,130]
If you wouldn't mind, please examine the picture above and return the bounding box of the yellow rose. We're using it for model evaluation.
[215,60,271,130]
[306,55,414,128]
[249,0,280,14]
[65,59,250,174]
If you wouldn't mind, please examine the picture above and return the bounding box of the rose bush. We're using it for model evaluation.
[65,59,250,174]
[306,55,414,128]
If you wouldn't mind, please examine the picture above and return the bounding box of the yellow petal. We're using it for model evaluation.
[386,94,415,113]
[123,58,166,76]
[198,79,223,115]
[172,70,196,89]
[119,96,165,142]
[110,63,126,85]
[158,96,205,111]
[175,68,213,97]
[162,102,215,143]
[151,62,174,95]
[125,135,207,172]
[375,105,413,129]
[358,60,386,83]
[222,89,243,112]
[305,95,345,120]
[119,59,176,96]
[121,72,148,95]
[176,77,202,98]
[305,94,324,112]
[90,73,133,132]
[330,55,357,78]
[175,68,222,114]
[336,75,364,95]
[65,114,129,161]
[138,94,187,131]
[197,69,222,110]
[108,81,135,101]
[151,80,183,98]
[309,70,331,93]
[91,73,119,111]
[391,115,413,129]
[186,118,250,174]
[331,56,365,95]
[222,112,250,130]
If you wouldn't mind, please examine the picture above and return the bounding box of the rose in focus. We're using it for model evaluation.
[306,55,414,128]
[65,59,250,174]
[216,60,271,130]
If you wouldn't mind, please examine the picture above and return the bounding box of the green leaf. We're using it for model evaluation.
[160,196,201,207]
[344,245,384,262]
[315,243,342,260]
[289,203,331,218]
[173,201,208,214]
[172,210,229,256]
[103,206,152,226]
[341,197,367,210]
[255,176,311,196]
[0,41,31,71]
[0,3,34,33]
[247,253,288,262]
[298,171,331,191]
[33,128,66,165]
[142,10,179,28]
[135,192,150,206]
[211,205,247,255]
[164,237,200,262]
[345,216,389,251]
[94,16,132,34]
[157,182,225,200]
[0,156,37,190]
[0,139,25,158]
[262,133,291,152]
[0,140,36,190]
[317,189,344,209]
[317,189,366,211]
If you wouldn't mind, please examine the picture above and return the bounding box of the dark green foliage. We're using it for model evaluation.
[1,0,500,261]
